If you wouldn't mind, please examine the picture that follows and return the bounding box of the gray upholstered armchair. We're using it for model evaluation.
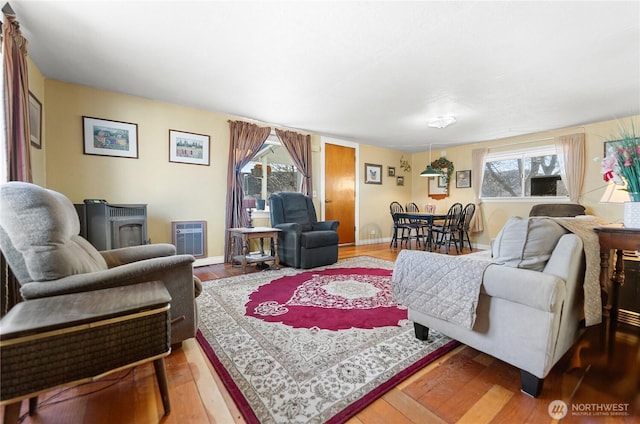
[269,192,339,269]
[0,182,200,346]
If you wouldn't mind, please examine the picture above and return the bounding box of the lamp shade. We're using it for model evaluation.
[600,183,630,203]
[243,197,257,208]
[420,165,441,177]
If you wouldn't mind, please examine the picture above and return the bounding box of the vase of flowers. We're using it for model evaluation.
[602,123,640,227]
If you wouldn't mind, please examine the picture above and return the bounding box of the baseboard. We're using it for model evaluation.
[194,256,224,267]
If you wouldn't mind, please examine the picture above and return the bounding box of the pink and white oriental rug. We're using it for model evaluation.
[196,256,457,423]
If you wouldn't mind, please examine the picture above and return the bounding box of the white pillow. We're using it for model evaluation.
[491,216,568,271]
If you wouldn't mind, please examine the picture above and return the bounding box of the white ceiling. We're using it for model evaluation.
[10,1,640,152]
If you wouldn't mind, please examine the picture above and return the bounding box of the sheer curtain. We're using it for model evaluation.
[555,133,585,203]
[275,128,312,196]
[469,148,487,233]
[224,120,271,262]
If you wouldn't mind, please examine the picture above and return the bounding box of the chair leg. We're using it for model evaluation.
[29,397,37,415]
[414,322,430,340]
[520,370,544,397]
[153,358,171,415]
[4,402,21,424]
[390,226,397,248]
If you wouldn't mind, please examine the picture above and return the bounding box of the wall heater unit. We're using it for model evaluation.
[172,221,207,258]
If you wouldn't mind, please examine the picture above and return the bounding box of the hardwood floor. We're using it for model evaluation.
[3,243,639,423]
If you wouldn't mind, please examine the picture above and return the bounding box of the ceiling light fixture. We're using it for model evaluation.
[427,116,456,129]
[420,143,443,177]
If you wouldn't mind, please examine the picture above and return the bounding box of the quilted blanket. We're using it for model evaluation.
[392,250,492,329]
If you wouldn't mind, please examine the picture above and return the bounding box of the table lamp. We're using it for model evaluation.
[243,197,257,228]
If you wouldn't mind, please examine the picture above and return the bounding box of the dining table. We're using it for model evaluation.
[392,211,448,251]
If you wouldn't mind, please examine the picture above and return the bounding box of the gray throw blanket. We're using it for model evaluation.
[552,217,604,327]
[392,250,492,329]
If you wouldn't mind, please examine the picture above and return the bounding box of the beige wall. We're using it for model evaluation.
[44,80,232,259]
[357,144,414,244]
[27,57,46,186]
[29,58,639,258]
[409,116,640,247]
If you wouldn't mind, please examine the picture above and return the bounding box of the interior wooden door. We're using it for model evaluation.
[325,143,356,244]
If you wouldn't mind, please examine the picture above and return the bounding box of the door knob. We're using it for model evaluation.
[325,199,332,203]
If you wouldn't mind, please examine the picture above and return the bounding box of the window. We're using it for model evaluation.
[481,146,568,199]
[241,136,300,206]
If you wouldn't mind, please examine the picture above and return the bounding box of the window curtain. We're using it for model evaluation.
[469,148,487,233]
[2,7,31,183]
[224,120,271,263]
[275,128,312,196]
[1,7,31,316]
[555,133,585,203]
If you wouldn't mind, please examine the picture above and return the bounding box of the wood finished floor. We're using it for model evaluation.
[3,242,639,423]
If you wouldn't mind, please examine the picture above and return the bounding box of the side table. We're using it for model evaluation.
[0,282,172,422]
[227,227,281,272]
[595,224,640,348]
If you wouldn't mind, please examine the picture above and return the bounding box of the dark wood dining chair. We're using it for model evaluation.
[389,202,413,248]
[405,202,431,249]
[431,202,463,254]
[456,203,476,252]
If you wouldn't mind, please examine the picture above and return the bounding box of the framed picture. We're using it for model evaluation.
[364,163,382,184]
[438,175,447,188]
[83,116,138,158]
[388,166,395,177]
[397,176,404,186]
[169,129,210,166]
[28,92,42,149]
[456,170,472,188]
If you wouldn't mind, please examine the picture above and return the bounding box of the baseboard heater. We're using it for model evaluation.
[172,221,207,258]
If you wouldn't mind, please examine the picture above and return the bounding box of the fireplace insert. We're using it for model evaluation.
[75,200,149,250]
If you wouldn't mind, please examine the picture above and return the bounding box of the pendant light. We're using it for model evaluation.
[420,144,442,177]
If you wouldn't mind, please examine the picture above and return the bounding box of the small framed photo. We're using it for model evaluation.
[397,176,404,186]
[28,92,42,149]
[456,170,472,188]
[388,166,396,177]
[169,129,210,166]
[83,116,138,158]
[438,175,447,188]
[364,163,382,184]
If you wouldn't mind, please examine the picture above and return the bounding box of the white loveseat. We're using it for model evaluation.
[392,217,589,397]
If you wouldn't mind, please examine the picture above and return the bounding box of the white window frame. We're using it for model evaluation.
[480,145,569,202]
[241,135,301,213]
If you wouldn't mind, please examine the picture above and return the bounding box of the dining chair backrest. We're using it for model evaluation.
[443,202,463,229]
[424,204,436,214]
[390,201,404,215]
[405,202,420,213]
[390,201,405,223]
[460,203,476,231]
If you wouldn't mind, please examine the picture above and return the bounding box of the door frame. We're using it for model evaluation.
[320,137,360,245]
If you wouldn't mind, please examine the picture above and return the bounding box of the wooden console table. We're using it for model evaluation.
[595,225,640,346]
[227,227,281,272]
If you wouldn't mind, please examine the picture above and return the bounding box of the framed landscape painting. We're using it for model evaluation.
[83,116,138,158]
[169,130,210,166]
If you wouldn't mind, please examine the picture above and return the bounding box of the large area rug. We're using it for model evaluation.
[196,256,457,423]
